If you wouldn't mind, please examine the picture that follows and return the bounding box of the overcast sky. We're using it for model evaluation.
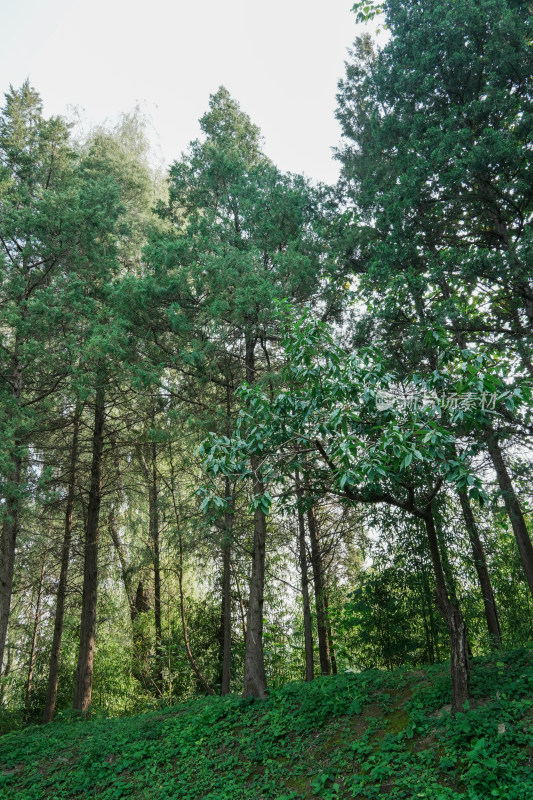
[1,0,366,184]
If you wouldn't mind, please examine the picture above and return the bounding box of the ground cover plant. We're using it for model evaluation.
[2,648,533,799]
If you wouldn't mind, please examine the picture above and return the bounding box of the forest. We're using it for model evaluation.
[0,1,532,785]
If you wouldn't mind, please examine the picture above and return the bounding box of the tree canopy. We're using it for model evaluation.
[0,0,532,738]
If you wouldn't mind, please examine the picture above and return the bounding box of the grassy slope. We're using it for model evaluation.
[1,649,533,800]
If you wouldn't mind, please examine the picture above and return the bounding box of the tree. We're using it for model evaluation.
[337,0,533,351]
[200,310,524,711]
[146,87,335,697]
[71,114,158,714]
[0,83,118,678]
[335,0,533,608]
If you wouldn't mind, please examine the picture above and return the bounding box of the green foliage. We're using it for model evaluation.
[200,308,520,511]
[351,1,384,25]
[337,0,533,366]
[339,569,422,670]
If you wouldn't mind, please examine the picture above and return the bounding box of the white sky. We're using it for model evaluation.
[0,0,365,184]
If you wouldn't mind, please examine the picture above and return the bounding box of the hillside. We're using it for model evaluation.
[1,649,533,799]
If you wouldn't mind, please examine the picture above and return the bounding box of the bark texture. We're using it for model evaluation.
[0,454,21,677]
[73,389,105,714]
[297,504,315,682]
[307,506,331,676]
[220,477,233,695]
[43,410,80,723]
[24,559,45,721]
[243,334,268,698]
[243,453,268,697]
[149,441,163,692]
[0,350,22,674]
[424,508,470,714]
[458,489,502,647]
[487,433,533,599]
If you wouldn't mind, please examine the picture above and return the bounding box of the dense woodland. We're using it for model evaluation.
[0,0,532,732]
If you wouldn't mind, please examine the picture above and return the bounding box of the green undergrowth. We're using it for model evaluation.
[2,649,533,799]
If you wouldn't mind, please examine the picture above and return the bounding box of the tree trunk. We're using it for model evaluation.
[243,333,268,698]
[108,433,137,626]
[457,489,502,648]
[0,348,23,675]
[307,506,331,676]
[297,504,315,682]
[0,454,21,678]
[486,432,533,599]
[0,645,12,705]
[295,472,314,682]
[43,408,80,723]
[220,477,232,695]
[149,441,163,692]
[24,558,45,722]
[243,453,268,697]
[434,511,459,605]
[73,388,105,714]
[423,507,470,714]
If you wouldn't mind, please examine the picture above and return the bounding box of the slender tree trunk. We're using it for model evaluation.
[243,453,268,698]
[220,542,232,694]
[219,384,234,695]
[297,505,315,682]
[434,511,459,605]
[0,454,21,677]
[24,559,45,722]
[135,580,150,615]
[108,433,137,625]
[149,441,163,692]
[73,387,105,714]
[178,530,213,695]
[443,287,533,602]
[486,432,533,599]
[295,471,314,682]
[110,437,152,688]
[307,506,331,676]
[0,645,12,705]
[457,489,502,647]
[423,507,470,714]
[220,476,232,695]
[435,509,474,659]
[243,333,267,698]
[43,409,81,723]
[0,347,23,675]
